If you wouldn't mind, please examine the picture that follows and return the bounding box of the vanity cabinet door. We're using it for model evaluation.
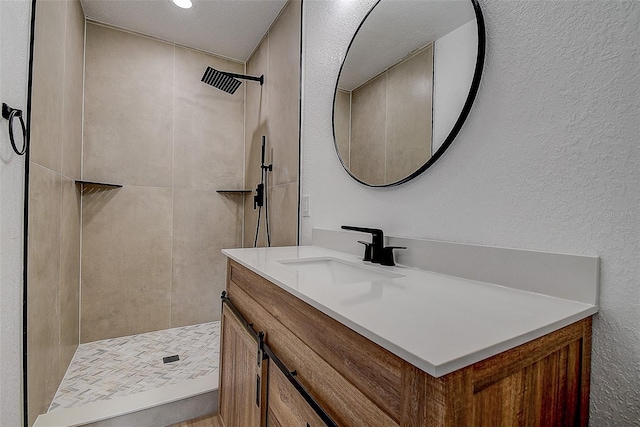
[219,304,266,427]
[267,366,326,427]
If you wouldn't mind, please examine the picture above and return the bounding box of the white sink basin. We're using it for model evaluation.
[277,257,404,285]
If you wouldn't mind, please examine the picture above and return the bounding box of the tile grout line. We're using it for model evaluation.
[242,57,247,247]
[170,43,176,328]
[58,0,71,377]
[79,7,88,346]
[262,30,270,248]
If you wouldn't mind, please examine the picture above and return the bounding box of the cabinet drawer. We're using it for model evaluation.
[268,364,326,427]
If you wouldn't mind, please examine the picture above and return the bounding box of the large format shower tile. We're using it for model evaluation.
[49,322,220,412]
[171,190,241,327]
[83,23,174,187]
[81,186,173,342]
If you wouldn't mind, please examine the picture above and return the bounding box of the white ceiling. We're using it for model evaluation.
[339,0,476,91]
[80,0,288,62]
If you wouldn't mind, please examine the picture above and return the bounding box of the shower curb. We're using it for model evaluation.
[33,373,218,427]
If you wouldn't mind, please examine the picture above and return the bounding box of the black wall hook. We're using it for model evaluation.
[2,103,27,156]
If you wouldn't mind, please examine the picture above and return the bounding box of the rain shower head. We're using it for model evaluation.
[201,66,264,95]
[201,67,242,94]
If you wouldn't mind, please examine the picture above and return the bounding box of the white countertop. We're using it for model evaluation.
[222,246,597,377]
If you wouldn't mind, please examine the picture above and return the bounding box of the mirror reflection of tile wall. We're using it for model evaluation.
[335,45,433,185]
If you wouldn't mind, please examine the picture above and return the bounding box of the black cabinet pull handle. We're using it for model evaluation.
[256,374,261,407]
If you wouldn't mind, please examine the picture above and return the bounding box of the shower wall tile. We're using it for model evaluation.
[27,164,62,425]
[386,46,433,184]
[81,186,173,342]
[173,47,244,191]
[171,190,242,327]
[245,38,269,192]
[244,193,271,248]
[29,0,67,173]
[267,0,301,187]
[59,178,81,378]
[81,25,247,340]
[62,0,85,180]
[268,183,298,247]
[351,73,387,185]
[27,1,85,423]
[83,23,174,187]
[244,1,301,247]
[244,38,269,248]
[245,183,294,248]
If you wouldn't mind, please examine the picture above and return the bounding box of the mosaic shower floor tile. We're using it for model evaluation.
[49,321,220,412]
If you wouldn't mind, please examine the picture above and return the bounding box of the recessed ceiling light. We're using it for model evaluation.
[172,0,192,9]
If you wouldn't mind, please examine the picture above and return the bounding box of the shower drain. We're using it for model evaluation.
[163,355,180,363]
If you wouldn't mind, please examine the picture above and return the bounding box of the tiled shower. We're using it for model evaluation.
[26,0,300,423]
[81,22,245,341]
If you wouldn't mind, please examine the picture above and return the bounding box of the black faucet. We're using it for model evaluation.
[341,226,386,264]
[341,226,406,266]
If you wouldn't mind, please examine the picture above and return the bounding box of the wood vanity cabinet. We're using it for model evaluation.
[219,260,593,427]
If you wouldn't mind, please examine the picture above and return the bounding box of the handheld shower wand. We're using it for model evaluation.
[254,136,272,247]
[253,135,266,210]
[260,136,273,174]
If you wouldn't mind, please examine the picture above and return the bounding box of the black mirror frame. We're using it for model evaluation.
[331,0,486,187]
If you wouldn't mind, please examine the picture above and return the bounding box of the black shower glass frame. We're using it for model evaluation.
[331,0,486,187]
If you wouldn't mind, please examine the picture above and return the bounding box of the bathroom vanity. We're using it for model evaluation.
[218,244,597,426]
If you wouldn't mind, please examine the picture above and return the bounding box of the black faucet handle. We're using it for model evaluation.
[357,240,373,262]
[342,226,387,263]
[341,226,384,245]
[379,246,406,266]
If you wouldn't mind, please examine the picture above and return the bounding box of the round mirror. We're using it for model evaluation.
[332,0,485,187]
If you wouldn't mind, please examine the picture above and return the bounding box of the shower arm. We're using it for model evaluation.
[221,71,264,86]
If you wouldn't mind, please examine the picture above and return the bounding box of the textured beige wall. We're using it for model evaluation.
[81,23,244,342]
[347,45,433,185]
[27,0,84,423]
[244,0,301,248]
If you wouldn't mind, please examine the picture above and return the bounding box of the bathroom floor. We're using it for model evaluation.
[48,321,220,412]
